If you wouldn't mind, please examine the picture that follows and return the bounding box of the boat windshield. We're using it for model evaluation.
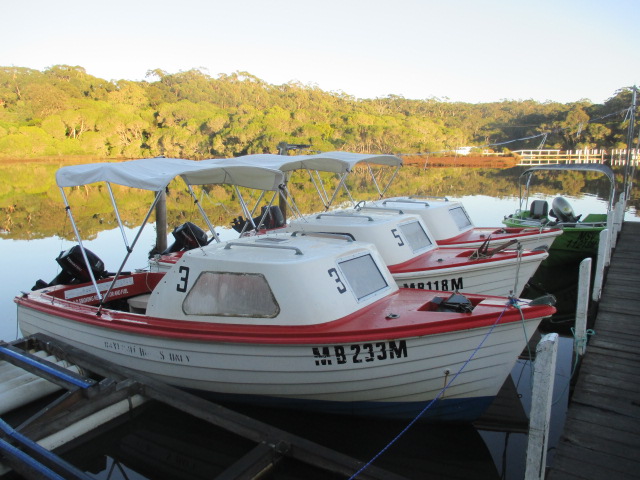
[449,206,473,230]
[398,220,433,253]
[183,272,279,317]
[338,254,389,301]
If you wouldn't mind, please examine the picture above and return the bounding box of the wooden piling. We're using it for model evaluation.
[592,229,609,302]
[575,258,591,357]
[155,189,167,253]
[525,333,559,480]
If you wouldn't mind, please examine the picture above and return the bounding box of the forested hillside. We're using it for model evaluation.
[0,65,635,159]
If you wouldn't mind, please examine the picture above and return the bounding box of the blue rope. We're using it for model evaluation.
[349,300,517,480]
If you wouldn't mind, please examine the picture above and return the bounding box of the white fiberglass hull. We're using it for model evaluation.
[392,253,545,297]
[17,304,541,421]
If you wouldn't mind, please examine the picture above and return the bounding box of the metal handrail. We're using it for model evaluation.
[381,199,430,207]
[291,231,354,242]
[408,195,449,201]
[357,206,404,215]
[224,242,303,255]
[315,213,374,222]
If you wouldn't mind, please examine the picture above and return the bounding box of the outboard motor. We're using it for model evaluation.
[549,197,581,223]
[32,245,107,290]
[232,206,285,233]
[161,222,209,255]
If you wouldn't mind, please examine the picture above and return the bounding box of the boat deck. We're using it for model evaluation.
[547,221,640,480]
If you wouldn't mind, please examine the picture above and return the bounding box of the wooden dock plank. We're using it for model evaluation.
[547,221,640,480]
[565,404,640,439]
[550,446,640,480]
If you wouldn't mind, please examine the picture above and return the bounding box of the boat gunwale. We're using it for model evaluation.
[434,226,563,246]
[388,247,548,274]
[15,284,554,345]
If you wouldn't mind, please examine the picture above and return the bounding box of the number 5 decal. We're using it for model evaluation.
[177,266,190,292]
[391,228,404,246]
[328,268,347,294]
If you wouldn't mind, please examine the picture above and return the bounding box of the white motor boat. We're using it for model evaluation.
[284,209,547,297]
[213,152,549,297]
[363,196,563,251]
[15,157,555,422]
[225,150,563,250]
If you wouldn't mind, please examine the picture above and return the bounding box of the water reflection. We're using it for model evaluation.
[2,163,635,241]
[64,402,501,480]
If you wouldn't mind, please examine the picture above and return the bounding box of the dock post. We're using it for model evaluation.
[606,215,616,250]
[614,193,625,235]
[155,189,168,253]
[524,333,559,480]
[575,258,591,356]
[592,229,609,302]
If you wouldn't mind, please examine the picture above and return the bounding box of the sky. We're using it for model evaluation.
[3,0,639,104]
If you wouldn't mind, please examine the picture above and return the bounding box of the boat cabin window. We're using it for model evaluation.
[449,206,472,230]
[338,253,388,301]
[183,272,279,318]
[398,220,433,253]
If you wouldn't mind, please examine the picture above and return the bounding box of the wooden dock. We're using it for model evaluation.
[547,221,640,480]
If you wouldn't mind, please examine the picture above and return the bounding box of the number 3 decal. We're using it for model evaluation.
[328,268,347,294]
[177,266,190,292]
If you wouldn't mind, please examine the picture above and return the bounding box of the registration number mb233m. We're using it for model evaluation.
[312,340,408,366]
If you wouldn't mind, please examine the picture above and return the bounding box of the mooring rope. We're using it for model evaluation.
[349,299,518,479]
[512,242,524,298]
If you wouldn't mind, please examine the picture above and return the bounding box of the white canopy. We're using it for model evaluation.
[206,151,402,174]
[56,157,285,191]
[520,163,616,186]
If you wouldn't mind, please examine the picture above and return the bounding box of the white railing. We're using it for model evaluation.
[513,149,638,166]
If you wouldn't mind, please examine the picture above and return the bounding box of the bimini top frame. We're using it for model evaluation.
[517,163,617,214]
[56,157,285,310]
[214,151,403,212]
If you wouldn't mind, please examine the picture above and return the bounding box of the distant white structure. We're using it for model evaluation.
[454,146,473,156]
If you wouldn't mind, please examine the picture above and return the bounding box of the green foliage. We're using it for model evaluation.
[0,65,636,160]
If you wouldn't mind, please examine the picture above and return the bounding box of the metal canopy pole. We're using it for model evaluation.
[278,185,303,220]
[379,165,401,199]
[244,189,267,220]
[306,169,330,208]
[326,172,355,209]
[185,184,220,243]
[233,185,260,234]
[59,187,103,302]
[366,163,383,199]
[106,182,131,251]
[97,190,163,315]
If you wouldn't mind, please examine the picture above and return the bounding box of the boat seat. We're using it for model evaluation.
[127,293,151,314]
[529,200,549,219]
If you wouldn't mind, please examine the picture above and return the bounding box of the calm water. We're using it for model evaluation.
[1,186,636,479]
